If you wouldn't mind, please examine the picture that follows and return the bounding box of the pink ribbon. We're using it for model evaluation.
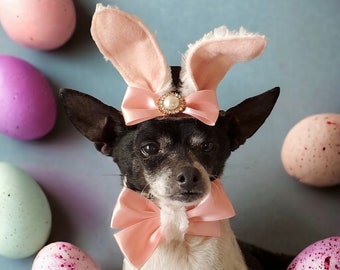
[111,179,235,269]
[121,87,219,126]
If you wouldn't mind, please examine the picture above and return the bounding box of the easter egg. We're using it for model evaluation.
[32,242,101,270]
[0,55,57,140]
[281,113,340,187]
[0,0,76,50]
[288,236,340,270]
[0,162,52,259]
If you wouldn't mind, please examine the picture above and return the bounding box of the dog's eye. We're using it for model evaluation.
[200,142,214,152]
[141,142,160,157]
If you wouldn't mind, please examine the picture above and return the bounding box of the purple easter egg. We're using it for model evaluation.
[0,55,57,140]
[288,236,340,270]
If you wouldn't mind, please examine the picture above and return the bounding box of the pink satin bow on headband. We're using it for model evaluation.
[121,87,219,126]
[111,179,235,269]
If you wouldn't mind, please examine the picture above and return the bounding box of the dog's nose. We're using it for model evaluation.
[176,167,201,191]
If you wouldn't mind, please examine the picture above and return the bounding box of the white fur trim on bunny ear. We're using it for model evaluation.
[91,4,173,94]
[179,26,266,97]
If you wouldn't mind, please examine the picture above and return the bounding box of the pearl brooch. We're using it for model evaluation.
[158,92,186,115]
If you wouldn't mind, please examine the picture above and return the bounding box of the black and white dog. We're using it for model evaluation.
[60,4,292,270]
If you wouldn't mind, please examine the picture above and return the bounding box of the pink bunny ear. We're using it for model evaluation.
[90,4,172,93]
[180,26,267,96]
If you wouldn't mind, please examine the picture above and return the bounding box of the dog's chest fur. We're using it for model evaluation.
[123,205,247,270]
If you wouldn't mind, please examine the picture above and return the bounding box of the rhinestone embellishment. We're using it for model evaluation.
[158,92,186,115]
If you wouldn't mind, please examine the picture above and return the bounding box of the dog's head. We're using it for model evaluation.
[60,84,279,206]
[61,5,280,206]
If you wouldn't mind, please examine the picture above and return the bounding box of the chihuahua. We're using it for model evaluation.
[60,4,286,270]
[60,83,279,270]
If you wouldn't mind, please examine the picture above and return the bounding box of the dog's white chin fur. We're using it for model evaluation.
[122,205,247,270]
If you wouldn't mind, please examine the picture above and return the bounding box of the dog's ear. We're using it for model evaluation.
[60,88,126,156]
[221,87,280,151]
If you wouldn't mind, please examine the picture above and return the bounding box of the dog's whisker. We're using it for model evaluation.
[100,174,123,177]
[141,182,154,199]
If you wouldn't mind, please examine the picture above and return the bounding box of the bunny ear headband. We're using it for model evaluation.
[91,4,266,126]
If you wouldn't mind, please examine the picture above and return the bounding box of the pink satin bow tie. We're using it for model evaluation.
[111,179,235,269]
[121,87,220,126]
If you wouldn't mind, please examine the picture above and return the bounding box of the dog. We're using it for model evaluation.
[60,4,289,270]
[60,81,280,270]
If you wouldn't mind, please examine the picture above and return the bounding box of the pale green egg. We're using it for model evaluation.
[0,162,52,258]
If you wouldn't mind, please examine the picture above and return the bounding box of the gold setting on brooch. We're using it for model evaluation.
[158,92,186,115]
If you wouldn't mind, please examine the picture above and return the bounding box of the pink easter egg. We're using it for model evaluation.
[32,242,101,270]
[288,236,340,270]
[0,0,76,50]
[281,114,340,187]
[0,55,57,140]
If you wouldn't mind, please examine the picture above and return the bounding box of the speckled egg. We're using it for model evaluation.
[0,162,51,259]
[0,0,76,50]
[288,236,340,270]
[0,55,57,140]
[281,113,340,187]
[32,242,101,270]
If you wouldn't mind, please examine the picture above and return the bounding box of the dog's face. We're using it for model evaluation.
[117,117,232,206]
[60,86,279,206]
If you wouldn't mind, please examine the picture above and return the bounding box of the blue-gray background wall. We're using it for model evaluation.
[1,0,339,269]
